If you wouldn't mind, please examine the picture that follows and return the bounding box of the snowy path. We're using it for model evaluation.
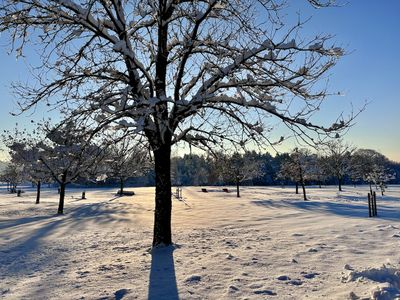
[1,186,400,299]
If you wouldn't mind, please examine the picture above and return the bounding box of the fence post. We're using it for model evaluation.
[373,191,377,216]
[368,193,372,217]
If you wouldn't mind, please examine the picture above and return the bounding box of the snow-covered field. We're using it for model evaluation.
[1,185,400,300]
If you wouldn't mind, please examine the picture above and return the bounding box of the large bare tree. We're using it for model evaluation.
[1,0,355,246]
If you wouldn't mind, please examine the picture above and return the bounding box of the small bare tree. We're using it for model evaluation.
[310,153,330,188]
[278,148,314,201]
[103,136,151,195]
[351,149,393,194]
[7,142,50,203]
[1,0,357,246]
[2,127,53,203]
[215,152,264,197]
[35,122,106,214]
[0,163,24,193]
[323,139,355,191]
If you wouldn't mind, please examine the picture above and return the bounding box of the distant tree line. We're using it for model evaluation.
[1,128,399,210]
[170,141,399,193]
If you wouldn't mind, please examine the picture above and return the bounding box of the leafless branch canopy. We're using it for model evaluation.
[1,0,353,150]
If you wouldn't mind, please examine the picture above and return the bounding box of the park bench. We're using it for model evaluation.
[117,190,135,196]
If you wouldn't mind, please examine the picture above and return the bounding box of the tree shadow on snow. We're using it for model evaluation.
[148,245,179,300]
[336,193,400,203]
[0,215,55,231]
[251,199,400,221]
[0,202,131,278]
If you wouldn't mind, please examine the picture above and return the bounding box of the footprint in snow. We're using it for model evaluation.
[277,275,290,281]
[226,254,235,260]
[302,272,319,279]
[76,271,90,278]
[254,290,277,296]
[227,285,239,293]
[344,264,354,271]
[288,280,303,286]
[292,233,304,237]
[308,248,318,253]
[185,275,202,284]
[114,288,130,300]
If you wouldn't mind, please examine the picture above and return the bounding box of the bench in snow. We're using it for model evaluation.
[117,191,135,196]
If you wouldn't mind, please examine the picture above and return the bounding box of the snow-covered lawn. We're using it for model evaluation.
[1,185,400,299]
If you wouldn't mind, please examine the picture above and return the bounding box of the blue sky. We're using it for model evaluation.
[0,0,399,161]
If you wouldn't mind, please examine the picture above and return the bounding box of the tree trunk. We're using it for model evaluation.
[152,143,172,247]
[295,182,299,194]
[236,178,240,198]
[58,174,67,215]
[36,180,41,204]
[120,178,124,195]
[338,177,342,192]
[369,182,373,195]
[301,182,307,201]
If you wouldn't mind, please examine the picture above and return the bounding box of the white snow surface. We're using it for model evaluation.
[1,185,400,299]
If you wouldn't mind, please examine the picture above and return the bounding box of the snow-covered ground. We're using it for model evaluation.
[1,185,400,299]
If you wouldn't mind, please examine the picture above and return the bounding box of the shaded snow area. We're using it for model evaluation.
[1,185,400,299]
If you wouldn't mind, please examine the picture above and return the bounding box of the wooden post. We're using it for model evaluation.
[373,191,377,216]
[368,193,372,217]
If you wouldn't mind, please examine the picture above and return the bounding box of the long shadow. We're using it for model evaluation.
[0,215,64,276]
[0,201,131,277]
[336,193,400,203]
[148,245,179,300]
[0,215,55,230]
[252,199,400,221]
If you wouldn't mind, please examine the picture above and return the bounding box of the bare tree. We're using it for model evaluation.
[310,153,330,188]
[351,149,393,194]
[102,135,151,195]
[8,142,50,203]
[323,139,355,191]
[0,0,356,246]
[2,128,53,203]
[35,122,105,214]
[0,163,24,193]
[215,152,264,198]
[278,148,314,200]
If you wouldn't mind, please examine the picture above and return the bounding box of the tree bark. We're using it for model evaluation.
[295,182,299,194]
[338,176,342,192]
[36,180,41,204]
[301,182,307,201]
[152,143,172,247]
[120,178,124,195]
[58,174,67,215]
[236,178,240,198]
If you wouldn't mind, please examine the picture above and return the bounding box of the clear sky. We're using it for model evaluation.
[0,0,399,161]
